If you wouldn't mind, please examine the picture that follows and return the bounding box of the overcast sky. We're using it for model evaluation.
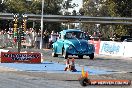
[69,0,83,12]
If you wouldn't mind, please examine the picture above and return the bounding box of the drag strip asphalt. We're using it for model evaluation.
[0,61,122,75]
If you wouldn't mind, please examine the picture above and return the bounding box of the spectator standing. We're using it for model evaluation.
[42,32,46,48]
[30,28,35,47]
[91,32,99,41]
[48,31,59,48]
[34,31,41,49]
[44,32,49,49]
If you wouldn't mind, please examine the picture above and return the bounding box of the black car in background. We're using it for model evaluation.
[121,36,132,42]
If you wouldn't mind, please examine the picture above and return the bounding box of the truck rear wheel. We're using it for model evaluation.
[89,53,94,60]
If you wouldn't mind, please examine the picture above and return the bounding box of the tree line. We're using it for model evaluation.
[0,0,78,33]
[0,0,131,39]
[80,0,132,40]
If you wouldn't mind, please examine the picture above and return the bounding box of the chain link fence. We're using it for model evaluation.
[0,34,16,48]
[0,33,32,49]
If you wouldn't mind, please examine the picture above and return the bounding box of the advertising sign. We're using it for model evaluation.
[1,52,41,63]
[99,41,124,56]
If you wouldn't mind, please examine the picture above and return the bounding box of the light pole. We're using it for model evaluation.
[40,0,44,49]
[79,17,81,30]
[26,0,44,49]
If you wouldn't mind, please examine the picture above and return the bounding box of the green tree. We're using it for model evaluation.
[81,0,131,39]
[107,0,132,17]
[62,0,78,15]
[2,0,64,32]
[72,10,77,15]
[81,0,109,37]
[4,0,27,13]
[44,0,63,15]
[106,0,131,36]
[3,0,63,14]
[0,0,7,13]
[79,8,85,15]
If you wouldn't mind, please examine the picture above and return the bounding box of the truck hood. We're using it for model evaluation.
[64,39,88,51]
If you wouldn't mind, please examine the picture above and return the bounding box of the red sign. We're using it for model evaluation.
[1,52,41,63]
[89,40,100,54]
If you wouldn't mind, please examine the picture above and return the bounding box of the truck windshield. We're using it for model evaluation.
[65,32,84,39]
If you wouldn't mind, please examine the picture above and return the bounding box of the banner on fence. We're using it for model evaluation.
[122,42,132,57]
[99,41,124,56]
[1,52,41,63]
[89,40,100,54]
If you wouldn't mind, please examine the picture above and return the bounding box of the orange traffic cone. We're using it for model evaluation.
[70,58,77,72]
[85,71,89,78]
[81,67,89,78]
[64,58,70,71]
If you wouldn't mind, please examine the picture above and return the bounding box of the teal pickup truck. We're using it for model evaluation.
[52,29,95,59]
